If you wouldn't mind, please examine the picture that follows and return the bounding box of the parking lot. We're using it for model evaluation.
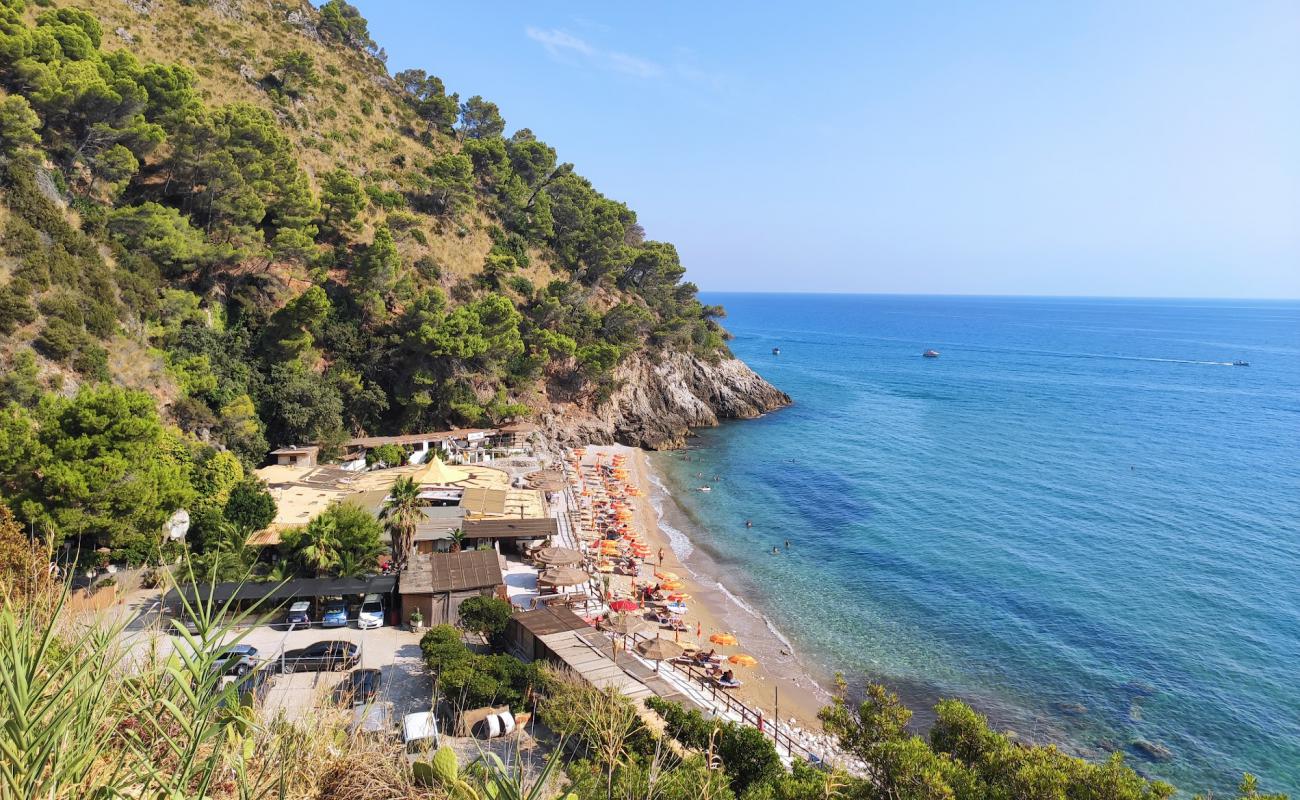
[229,623,431,723]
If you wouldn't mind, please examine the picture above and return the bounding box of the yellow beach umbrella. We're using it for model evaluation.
[709,632,738,647]
[728,654,758,667]
[654,570,679,581]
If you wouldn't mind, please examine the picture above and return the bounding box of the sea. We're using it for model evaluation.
[647,293,1300,795]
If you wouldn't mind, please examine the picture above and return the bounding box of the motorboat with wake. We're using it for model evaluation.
[923,349,940,358]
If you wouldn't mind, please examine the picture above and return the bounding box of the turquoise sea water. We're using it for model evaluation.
[649,294,1300,795]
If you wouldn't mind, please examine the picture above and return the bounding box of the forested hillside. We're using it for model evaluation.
[0,0,741,451]
[0,0,793,560]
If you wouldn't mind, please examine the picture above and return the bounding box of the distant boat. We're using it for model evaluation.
[1232,360,1249,367]
[923,349,940,358]
[697,486,712,492]
[772,347,781,355]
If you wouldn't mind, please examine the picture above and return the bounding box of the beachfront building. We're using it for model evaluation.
[492,422,540,453]
[413,506,466,554]
[346,429,497,466]
[268,445,319,467]
[462,518,558,555]
[398,549,505,626]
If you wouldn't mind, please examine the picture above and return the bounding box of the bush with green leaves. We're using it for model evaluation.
[456,595,512,641]
[419,624,539,711]
[646,696,781,795]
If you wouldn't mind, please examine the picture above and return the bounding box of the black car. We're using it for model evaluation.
[333,668,382,705]
[280,640,359,673]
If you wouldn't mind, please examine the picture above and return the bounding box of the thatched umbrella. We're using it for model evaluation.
[637,637,685,670]
[527,469,567,492]
[607,615,650,637]
[534,546,582,567]
[538,566,589,587]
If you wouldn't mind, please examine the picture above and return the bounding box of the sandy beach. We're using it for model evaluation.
[574,444,832,733]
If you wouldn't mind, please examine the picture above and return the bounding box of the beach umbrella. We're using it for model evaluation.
[608,615,650,637]
[660,580,684,591]
[709,632,739,646]
[609,599,639,613]
[668,592,691,602]
[728,654,758,667]
[535,546,583,567]
[637,637,685,669]
[539,567,590,587]
[654,570,679,581]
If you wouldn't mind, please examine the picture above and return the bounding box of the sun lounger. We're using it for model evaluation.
[716,678,742,689]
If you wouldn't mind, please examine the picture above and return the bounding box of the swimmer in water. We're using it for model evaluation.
[785,539,790,550]
[745,520,753,528]
[772,546,779,555]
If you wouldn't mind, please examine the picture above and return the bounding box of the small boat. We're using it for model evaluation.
[772,347,781,355]
[1232,360,1249,367]
[922,349,940,358]
[696,486,711,493]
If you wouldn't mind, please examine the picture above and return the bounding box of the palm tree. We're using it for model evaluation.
[381,475,422,571]
[297,513,340,577]
[448,528,466,553]
[334,551,368,579]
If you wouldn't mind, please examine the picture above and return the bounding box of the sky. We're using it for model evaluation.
[355,1,1300,298]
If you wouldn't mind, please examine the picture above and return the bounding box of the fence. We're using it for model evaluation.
[614,627,827,765]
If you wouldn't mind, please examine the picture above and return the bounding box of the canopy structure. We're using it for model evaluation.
[463,518,559,540]
[165,576,397,608]
[414,457,469,486]
[538,566,590,587]
[459,487,509,516]
[534,546,582,567]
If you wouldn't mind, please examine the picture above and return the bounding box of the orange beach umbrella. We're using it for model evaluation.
[709,632,738,646]
[728,654,758,667]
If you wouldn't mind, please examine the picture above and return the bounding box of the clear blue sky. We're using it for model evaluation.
[355,1,1300,298]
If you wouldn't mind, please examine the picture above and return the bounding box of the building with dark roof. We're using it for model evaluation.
[398,549,504,626]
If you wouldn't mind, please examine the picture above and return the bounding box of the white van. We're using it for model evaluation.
[358,593,385,629]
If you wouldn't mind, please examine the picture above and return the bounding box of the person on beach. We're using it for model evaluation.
[658,547,665,565]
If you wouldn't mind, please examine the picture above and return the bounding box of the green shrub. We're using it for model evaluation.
[457,596,512,640]
[419,625,539,711]
[365,443,405,468]
[646,696,781,795]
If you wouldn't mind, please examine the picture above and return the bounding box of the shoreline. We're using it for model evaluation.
[582,444,833,732]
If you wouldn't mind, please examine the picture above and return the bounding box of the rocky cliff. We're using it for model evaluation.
[543,351,791,449]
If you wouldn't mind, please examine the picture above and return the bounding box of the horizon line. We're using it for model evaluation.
[696,289,1300,303]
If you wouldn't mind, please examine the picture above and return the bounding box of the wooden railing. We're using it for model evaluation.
[613,628,827,765]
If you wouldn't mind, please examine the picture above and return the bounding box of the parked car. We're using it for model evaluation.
[333,668,382,705]
[403,710,440,757]
[280,641,359,673]
[348,701,394,739]
[212,643,259,676]
[282,601,311,630]
[357,593,385,629]
[321,601,349,628]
